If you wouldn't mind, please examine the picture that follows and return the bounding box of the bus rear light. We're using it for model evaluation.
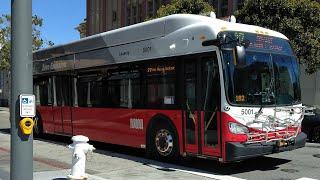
[228,122,249,135]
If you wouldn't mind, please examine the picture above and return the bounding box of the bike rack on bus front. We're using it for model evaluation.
[244,106,306,144]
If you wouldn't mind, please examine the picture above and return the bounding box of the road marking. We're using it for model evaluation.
[296,178,318,180]
[145,163,245,180]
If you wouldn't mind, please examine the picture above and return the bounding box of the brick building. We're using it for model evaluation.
[86,0,244,36]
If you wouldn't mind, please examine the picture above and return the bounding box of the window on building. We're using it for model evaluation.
[112,11,117,22]
[147,0,153,18]
[139,0,143,22]
[132,0,137,24]
[221,0,228,17]
[127,0,132,25]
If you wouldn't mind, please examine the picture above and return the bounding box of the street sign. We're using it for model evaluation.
[19,94,35,117]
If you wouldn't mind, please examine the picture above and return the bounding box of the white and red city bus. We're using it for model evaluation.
[33,14,306,162]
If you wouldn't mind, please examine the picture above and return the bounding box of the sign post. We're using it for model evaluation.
[10,0,33,179]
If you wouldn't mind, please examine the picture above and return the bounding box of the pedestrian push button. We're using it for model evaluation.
[19,117,34,135]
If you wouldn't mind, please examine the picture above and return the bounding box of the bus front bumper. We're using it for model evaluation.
[225,132,307,162]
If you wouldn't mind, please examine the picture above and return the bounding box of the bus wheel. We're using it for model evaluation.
[33,115,43,137]
[149,123,179,162]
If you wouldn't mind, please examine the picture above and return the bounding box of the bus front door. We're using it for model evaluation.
[183,55,221,157]
[184,60,199,154]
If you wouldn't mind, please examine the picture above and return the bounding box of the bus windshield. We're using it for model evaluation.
[222,49,301,106]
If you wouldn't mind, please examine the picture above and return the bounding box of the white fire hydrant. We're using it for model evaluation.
[67,135,95,180]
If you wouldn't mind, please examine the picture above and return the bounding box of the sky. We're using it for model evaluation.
[0,0,86,46]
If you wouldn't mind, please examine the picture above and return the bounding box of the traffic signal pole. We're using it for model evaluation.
[10,0,33,179]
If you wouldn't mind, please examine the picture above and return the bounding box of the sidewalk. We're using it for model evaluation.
[0,132,232,180]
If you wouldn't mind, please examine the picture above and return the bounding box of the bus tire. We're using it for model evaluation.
[148,122,179,162]
[33,114,43,137]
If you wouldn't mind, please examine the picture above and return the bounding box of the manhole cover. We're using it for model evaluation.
[280,169,299,173]
[313,154,320,158]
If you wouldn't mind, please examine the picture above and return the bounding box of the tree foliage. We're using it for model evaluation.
[75,19,87,38]
[0,14,53,70]
[236,0,320,74]
[148,0,214,20]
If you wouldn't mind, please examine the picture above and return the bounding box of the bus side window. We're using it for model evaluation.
[77,78,90,107]
[34,78,52,106]
[76,67,142,109]
[106,69,141,108]
[55,76,72,107]
[145,61,176,109]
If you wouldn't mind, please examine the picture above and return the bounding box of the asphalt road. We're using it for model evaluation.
[0,107,319,180]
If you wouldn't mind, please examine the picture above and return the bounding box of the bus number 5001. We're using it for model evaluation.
[241,109,254,115]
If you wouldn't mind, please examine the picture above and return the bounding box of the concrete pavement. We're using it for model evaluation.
[1,131,226,180]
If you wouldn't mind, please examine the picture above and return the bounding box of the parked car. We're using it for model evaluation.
[302,108,320,142]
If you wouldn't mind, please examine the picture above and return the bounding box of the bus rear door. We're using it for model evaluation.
[52,76,73,135]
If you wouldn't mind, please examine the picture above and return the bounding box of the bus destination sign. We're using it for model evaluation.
[228,31,293,55]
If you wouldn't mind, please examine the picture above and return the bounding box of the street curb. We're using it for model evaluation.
[34,170,108,180]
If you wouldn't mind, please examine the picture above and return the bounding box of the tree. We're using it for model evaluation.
[75,19,87,38]
[235,0,320,74]
[148,0,215,20]
[0,14,53,70]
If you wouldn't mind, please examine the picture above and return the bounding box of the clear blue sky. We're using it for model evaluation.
[0,0,86,46]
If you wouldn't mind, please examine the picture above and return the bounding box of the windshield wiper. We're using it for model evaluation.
[255,76,275,119]
[255,96,264,119]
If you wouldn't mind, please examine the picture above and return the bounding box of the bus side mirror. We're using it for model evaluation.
[236,46,246,65]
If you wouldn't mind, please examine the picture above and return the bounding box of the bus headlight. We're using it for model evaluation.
[228,122,249,134]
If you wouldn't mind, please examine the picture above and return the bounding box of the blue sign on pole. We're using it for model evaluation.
[22,98,28,104]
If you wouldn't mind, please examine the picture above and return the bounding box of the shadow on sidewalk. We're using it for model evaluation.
[39,135,291,175]
[92,142,291,176]
[0,130,291,176]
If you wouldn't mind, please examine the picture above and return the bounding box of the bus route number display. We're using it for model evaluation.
[19,94,36,117]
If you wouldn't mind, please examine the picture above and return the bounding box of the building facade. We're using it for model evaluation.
[86,0,244,36]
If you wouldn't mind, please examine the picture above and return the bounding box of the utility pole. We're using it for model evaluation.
[10,0,33,180]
